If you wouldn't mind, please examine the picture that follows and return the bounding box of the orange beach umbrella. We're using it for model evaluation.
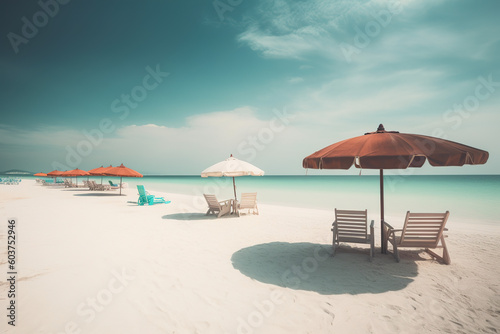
[88,165,113,184]
[61,168,90,187]
[104,163,143,195]
[303,124,489,253]
[34,172,47,177]
[46,170,65,183]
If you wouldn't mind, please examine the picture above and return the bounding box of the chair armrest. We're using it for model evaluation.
[383,221,394,230]
[370,220,374,228]
[331,220,338,232]
[220,200,232,206]
[383,221,404,238]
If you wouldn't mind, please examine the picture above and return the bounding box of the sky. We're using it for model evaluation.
[0,0,499,175]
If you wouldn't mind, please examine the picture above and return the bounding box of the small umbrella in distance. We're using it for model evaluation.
[104,163,143,195]
[47,169,64,183]
[61,168,90,187]
[88,165,113,184]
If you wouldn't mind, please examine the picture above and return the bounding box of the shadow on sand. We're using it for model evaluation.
[162,212,239,221]
[73,192,123,197]
[231,242,418,295]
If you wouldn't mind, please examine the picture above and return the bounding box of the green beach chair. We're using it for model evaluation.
[137,185,171,206]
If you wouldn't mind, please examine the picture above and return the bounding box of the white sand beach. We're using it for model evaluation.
[1,180,499,334]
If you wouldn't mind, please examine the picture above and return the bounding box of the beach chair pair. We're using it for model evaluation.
[137,185,171,206]
[203,193,259,218]
[332,209,450,264]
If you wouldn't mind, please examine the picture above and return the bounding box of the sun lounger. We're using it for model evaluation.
[204,194,232,218]
[108,180,120,189]
[237,192,259,216]
[137,185,170,205]
[384,211,450,264]
[90,180,111,191]
[1,178,21,185]
[332,209,374,260]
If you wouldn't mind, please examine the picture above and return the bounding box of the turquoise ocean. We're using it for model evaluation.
[18,175,500,225]
[17,174,499,225]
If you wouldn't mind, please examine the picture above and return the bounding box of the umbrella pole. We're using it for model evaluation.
[119,177,123,195]
[380,169,386,254]
[233,177,237,201]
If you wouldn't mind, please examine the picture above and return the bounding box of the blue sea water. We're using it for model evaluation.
[13,174,500,224]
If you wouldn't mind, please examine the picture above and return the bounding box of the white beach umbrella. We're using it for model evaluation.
[201,155,264,201]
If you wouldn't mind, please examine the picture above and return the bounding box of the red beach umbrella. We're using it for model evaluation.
[61,168,90,187]
[103,163,143,195]
[303,124,489,253]
[34,172,47,177]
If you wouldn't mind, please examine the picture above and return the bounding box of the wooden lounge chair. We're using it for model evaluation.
[332,209,374,261]
[237,192,259,216]
[384,211,450,264]
[204,194,232,218]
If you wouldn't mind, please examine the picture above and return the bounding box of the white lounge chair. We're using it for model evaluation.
[332,209,374,261]
[204,194,232,218]
[237,193,259,216]
[90,180,111,191]
[384,211,450,264]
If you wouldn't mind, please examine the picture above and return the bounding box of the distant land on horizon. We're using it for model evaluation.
[0,169,34,175]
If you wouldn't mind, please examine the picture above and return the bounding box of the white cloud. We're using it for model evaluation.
[237,0,421,61]
[287,77,304,84]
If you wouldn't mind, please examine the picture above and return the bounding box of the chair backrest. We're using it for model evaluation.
[400,211,449,247]
[137,185,147,199]
[204,194,221,209]
[334,209,368,241]
[240,193,257,209]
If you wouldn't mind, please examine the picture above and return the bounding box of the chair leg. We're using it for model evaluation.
[331,230,337,257]
[369,238,374,261]
[425,235,451,265]
[393,243,400,262]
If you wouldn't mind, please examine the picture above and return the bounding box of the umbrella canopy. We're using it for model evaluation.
[201,155,264,201]
[47,170,64,177]
[88,165,113,175]
[104,163,143,195]
[34,172,47,177]
[61,168,90,177]
[303,124,489,253]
